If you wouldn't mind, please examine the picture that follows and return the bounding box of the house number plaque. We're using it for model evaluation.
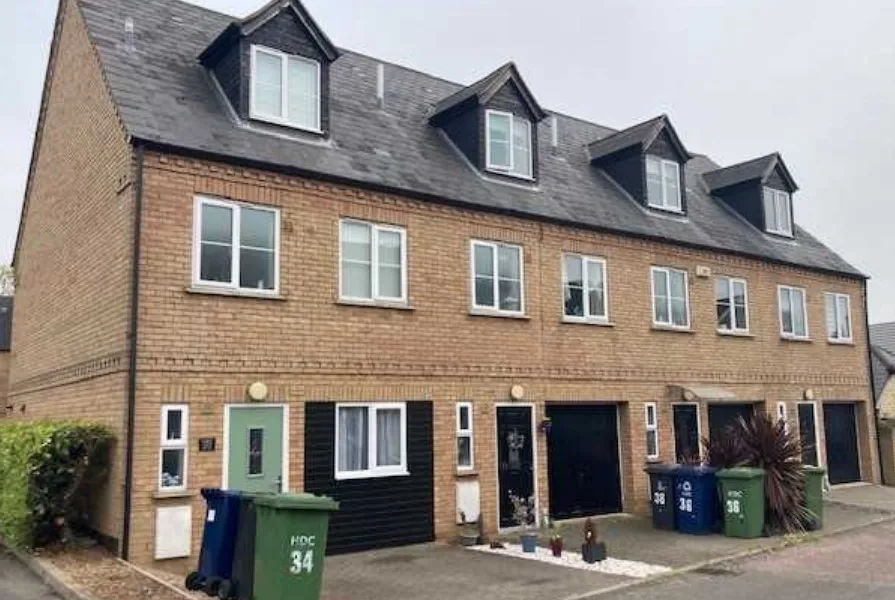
[198,437,216,452]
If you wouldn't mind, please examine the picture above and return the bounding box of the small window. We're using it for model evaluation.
[825,293,852,342]
[651,267,689,329]
[335,403,407,480]
[160,405,188,491]
[645,403,659,460]
[456,403,474,470]
[250,45,321,132]
[248,427,264,477]
[486,110,532,179]
[715,277,749,332]
[763,187,793,236]
[471,240,524,314]
[563,254,608,321]
[193,197,279,293]
[340,220,407,303]
[645,156,682,212]
[778,285,809,339]
[776,402,788,432]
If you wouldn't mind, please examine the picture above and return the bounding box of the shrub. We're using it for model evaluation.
[0,421,112,549]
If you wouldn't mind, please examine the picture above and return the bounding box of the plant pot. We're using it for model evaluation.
[520,533,539,553]
[581,541,607,563]
[458,533,479,547]
[550,538,563,557]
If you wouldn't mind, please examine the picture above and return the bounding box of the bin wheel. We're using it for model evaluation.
[185,572,203,591]
[217,579,233,600]
[204,576,222,596]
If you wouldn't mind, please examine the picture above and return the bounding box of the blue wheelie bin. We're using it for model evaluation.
[674,465,717,535]
[185,489,243,596]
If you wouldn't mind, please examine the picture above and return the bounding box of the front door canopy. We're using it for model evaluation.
[669,384,737,402]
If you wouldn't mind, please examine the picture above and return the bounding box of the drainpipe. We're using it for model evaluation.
[122,144,145,560]
[864,279,885,485]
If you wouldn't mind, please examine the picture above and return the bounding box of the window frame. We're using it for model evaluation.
[645,155,682,213]
[334,402,408,481]
[776,401,788,432]
[778,285,809,340]
[249,44,322,133]
[645,402,659,460]
[824,292,853,343]
[338,219,408,304]
[484,109,533,180]
[715,276,750,333]
[192,196,281,295]
[763,187,793,237]
[561,253,609,322]
[159,404,189,492]
[456,402,474,471]
[470,239,525,316]
[650,266,691,330]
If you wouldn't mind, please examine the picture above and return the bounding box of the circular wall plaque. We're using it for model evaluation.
[247,381,269,402]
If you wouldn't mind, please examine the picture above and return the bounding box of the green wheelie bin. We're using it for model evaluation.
[802,465,826,530]
[716,467,765,538]
[252,493,339,600]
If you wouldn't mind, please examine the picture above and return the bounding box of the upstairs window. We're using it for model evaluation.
[763,187,793,236]
[250,45,321,132]
[486,110,532,179]
[825,292,852,342]
[645,156,681,212]
[472,240,524,315]
[715,277,749,332]
[778,285,808,339]
[651,267,689,329]
[563,254,608,321]
[340,220,407,304]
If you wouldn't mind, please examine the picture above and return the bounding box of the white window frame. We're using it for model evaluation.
[778,285,809,339]
[338,219,408,304]
[249,44,322,133]
[485,109,533,179]
[645,402,659,460]
[825,292,853,343]
[715,276,750,333]
[470,240,525,315]
[763,187,793,237]
[562,253,609,322]
[159,405,189,492]
[645,155,682,212]
[334,402,408,480]
[192,196,281,295]
[456,402,474,470]
[650,266,690,329]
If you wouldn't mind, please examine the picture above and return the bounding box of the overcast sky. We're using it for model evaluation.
[3,1,894,321]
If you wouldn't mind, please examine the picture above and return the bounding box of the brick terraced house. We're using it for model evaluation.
[9,0,879,566]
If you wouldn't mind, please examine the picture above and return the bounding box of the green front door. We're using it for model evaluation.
[228,406,285,493]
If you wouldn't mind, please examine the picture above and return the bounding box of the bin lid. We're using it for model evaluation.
[201,488,241,499]
[802,465,827,475]
[253,493,340,511]
[674,465,716,476]
[644,463,679,475]
[716,467,765,479]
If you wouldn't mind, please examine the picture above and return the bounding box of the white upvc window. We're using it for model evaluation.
[193,196,280,294]
[250,44,321,132]
[715,277,749,332]
[562,254,609,321]
[763,187,793,236]
[778,285,809,339]
[471,240,524,315]
[339,220,407,303]
[825,292,853,342]
[335,403,407,480]
[645,403,659,460]
[651,266,690,329]
[160,405,188,491]
[645,156,682,212]
[456,402,474,470]
[485,110,532,179]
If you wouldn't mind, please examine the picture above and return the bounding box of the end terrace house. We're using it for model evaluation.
[9,0,878,566]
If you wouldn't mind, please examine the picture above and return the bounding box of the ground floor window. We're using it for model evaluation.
[335,403,407,479]
[456,402,474,470]
[160,405,188,491]
[645,403,659,460]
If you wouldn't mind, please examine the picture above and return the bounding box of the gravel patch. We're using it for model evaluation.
[470,544,672,578]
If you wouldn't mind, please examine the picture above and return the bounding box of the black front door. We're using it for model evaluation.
[546,404,622,520]
[497,406,535,528]
[708,403,754,439]
[673,404,700,462]
[798,403,820,466]
[823,403,861,484]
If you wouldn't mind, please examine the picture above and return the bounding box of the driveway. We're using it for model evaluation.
[0,550,59,600]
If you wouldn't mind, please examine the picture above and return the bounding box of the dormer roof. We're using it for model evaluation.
[587,114,690,163]
[429,62,547,125]
[703,152,798,193]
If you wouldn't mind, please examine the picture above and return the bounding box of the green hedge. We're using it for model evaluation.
[0,421,112,549]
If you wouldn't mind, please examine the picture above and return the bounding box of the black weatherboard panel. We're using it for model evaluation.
[304,402,434,554]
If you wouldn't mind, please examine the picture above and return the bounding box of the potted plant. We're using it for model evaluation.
[509,493,538,553]
[457,511,479,547]
[542,512,563,557]
[581,518,607,563]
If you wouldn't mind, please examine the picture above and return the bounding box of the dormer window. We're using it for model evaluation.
[763,187,792,236]
[250,45,321,132]
[645,156,682,212]
[486,110,532,179]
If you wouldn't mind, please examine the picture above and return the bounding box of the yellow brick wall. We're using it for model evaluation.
[878,377,895,420]
[0,352,8,415]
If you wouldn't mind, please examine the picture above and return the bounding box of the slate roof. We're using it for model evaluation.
[702,152,798,192]
[74,0,863,278]
[871,322,895,403]
[429,62,546,123]
[586,114,689,163]
[0,297,12,352]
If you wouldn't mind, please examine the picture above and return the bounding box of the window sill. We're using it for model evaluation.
[717,330,754,338]
[336,298,414,311]
[153,490,195,500]
[651,324,693,334]
[456,469,479,478]
[186,286,286,301]
[827,339,855,346]
[644,457,662,464]
[334,470,410,481]
[780,335,812,343]
[469,309,530,320]
[646,204,685,216]
[249,112,324,136]
[561,317,615,327]
[484,167,535,183]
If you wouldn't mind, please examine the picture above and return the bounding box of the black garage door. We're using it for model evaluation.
[823,403,861,485]
[546,404,622,519]
[708,403,755,439]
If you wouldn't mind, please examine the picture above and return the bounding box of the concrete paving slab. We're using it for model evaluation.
[826,484,895,513]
